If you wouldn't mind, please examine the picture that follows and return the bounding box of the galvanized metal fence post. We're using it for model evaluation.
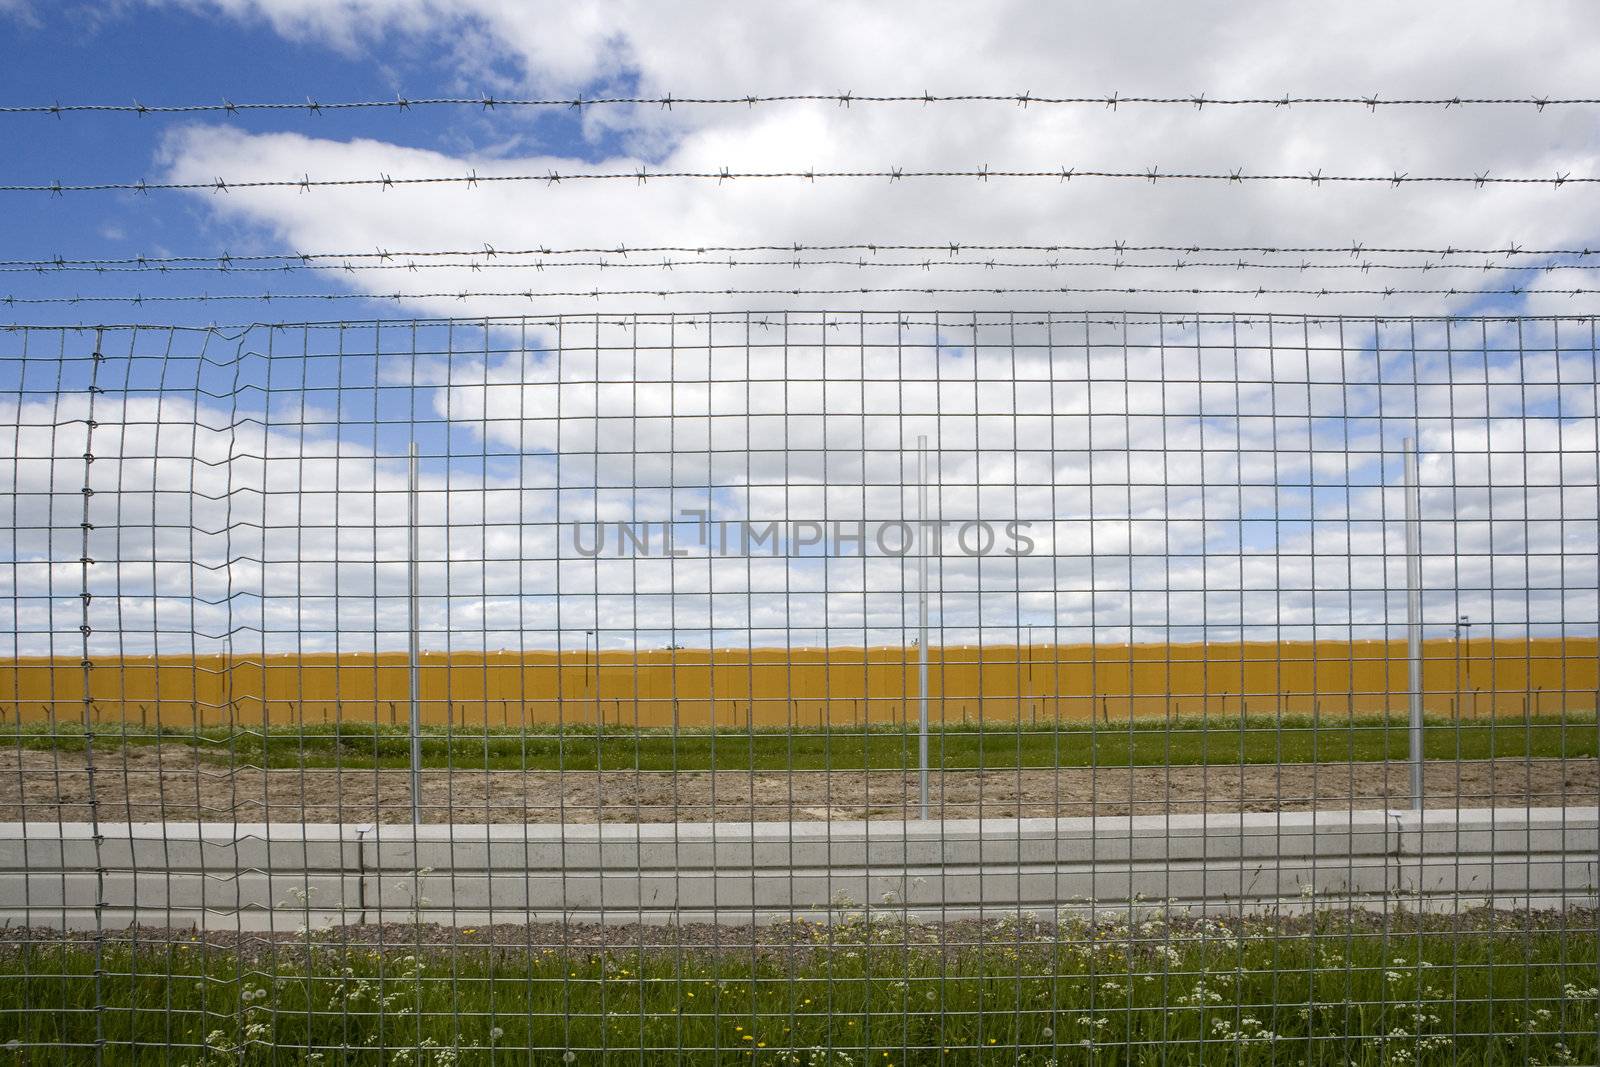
[917,434,930,819]
[409,441,422,826]
[1404,435,1424,812]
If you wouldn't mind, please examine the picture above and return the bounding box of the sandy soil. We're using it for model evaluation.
[0,745,1594,823]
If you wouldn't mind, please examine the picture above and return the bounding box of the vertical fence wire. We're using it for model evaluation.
[0,310,1595,1061]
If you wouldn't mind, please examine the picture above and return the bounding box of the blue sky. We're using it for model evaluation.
[1,4,615,327]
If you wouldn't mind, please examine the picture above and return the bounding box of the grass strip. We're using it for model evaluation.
[1,915,1595,1064]
[8,713,1597,772]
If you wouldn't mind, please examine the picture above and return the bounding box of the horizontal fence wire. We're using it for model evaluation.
[7,255,1600,277]
[8,241,1600,270]
[0,310,1597,1063]
[8,283,1600,306]
[8,165,1599,194]
[5,91,1600,115]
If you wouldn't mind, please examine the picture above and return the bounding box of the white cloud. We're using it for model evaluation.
[0,0,38,21]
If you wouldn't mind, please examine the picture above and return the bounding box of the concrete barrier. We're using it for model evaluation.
[2,807,1594,931]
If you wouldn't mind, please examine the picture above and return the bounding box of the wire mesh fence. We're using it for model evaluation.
[0,310,1596,1063]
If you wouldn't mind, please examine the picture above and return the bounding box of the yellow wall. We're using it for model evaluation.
[1,639,1594,728]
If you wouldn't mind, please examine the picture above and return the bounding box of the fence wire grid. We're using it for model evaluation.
[0,309,1597,1064]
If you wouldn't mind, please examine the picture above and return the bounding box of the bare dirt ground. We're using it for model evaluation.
[1,745,1594,823]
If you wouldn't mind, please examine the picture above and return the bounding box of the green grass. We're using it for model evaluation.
[9,713,1597,772]
[3,916,1596,1064]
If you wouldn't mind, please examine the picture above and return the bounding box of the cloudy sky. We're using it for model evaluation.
[1,3,1597,659]
[3,1,1600,321]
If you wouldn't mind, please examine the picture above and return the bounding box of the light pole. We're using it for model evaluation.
[1456,615,1472,717]
[585,629,597,727]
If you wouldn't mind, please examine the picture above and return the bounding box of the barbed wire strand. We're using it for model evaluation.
[6,166,1596,195]
[7,284,1599,306]
[4,91,1598,116]
[3,256,1596,277]
[6,242,1596,271]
